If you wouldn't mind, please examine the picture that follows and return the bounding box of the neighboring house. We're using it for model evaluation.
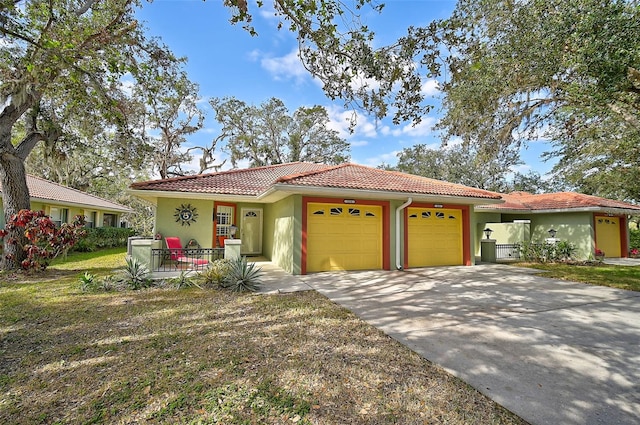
[475,191,640,260]
[0,175,132,228]
[129,162,502,275]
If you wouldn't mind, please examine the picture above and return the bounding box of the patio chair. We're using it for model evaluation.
[165,236,210,269]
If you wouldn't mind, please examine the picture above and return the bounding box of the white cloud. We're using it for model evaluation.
[325,105,380,139]
[355,150,400,167]
[119,76,135,97]
[442,136,463,148]
[421,79,440,96]
[350,140,369,147]
[258,49,308,84]
[390,116,436,137]
[510,163,532,174]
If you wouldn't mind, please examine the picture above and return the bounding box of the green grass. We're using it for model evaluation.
[50,247,128,272]
[0,248,527,425]
[518,262,640,291]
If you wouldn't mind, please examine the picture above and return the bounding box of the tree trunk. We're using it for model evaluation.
[0,143,31,270]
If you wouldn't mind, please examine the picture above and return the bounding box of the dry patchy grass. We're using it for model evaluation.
[0,268,527,424]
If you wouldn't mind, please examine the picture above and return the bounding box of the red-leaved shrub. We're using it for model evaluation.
[0,209,86,271]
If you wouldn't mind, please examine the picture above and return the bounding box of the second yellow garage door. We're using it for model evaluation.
[407,207,463,267]
[306,203,383,272]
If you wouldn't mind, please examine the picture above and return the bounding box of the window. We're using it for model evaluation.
[348,208,360,216]
[216,205,235,237]
[365,211,376,217]
[421,211,431,218]
[330,207,342,215]
[435,212,445,219]
[85,211,97,228]
[103,213,116,227]
[313,210,325,215]
[50,208,61,227]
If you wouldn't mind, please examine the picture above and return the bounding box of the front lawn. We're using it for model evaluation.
[518,262,640,292]
[0,249,526,424]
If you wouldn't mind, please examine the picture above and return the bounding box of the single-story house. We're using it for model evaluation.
[0,175,132,228]
[475,191,640,260]
[129,162,503,274]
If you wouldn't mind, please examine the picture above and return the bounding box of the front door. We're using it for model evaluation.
[241,208,263,255]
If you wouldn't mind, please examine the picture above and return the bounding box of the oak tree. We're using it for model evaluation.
[211,97,350,167]
[0,0,183,268]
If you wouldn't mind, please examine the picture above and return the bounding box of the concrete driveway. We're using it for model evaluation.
[300,264,640,425]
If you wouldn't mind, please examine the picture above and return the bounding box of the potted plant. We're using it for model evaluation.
[595,249,605,261]
[629,248,639,258]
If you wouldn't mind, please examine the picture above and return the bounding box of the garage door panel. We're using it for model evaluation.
[595,216,621,258]
[408,207,463,267]
[307,202,382,272]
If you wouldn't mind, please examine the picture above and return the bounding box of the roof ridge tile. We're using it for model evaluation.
[275,163,340,183]
[130,162,316,188]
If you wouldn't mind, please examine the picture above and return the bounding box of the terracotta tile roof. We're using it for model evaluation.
[477,191,640,213]
[275,163,502,199]
[0,175,131,212]
[130,162,502,200]
[130,162,329,195]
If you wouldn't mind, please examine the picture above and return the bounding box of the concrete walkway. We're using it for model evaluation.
[257,263,640,425]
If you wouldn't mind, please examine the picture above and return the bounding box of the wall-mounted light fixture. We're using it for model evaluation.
[484,228,493,240]
[548,228,557,238]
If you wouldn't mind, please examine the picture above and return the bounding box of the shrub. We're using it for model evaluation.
[198,259,233,287]
[73,227,136,252]
[79,271,97,292]
[0,209,86,271]
[520,240,576,263]
[168,271,202,289]
[98,275,121,292]
[223,256,263,292]
[555,240,577,261]
[121,255,151,290]
[630,229,640,250]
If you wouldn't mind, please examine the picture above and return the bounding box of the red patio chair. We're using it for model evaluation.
[164,237,210,269]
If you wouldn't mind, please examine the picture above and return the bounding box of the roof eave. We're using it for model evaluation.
[476,206,640,215]
[30,196,132,213]
[127,189,266,204]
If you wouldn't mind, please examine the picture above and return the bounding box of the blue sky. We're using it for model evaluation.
[135,0,554,177]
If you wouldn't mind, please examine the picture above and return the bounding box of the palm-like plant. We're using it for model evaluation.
[122,256,151,290]
[224,256,263,292]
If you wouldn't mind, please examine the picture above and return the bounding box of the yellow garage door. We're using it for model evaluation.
[407,207,463,267]
[307,203,383,272]
[595,216,621,257]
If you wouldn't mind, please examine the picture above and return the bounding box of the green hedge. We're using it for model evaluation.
[74,227,136,252]
[630,229,640,250]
